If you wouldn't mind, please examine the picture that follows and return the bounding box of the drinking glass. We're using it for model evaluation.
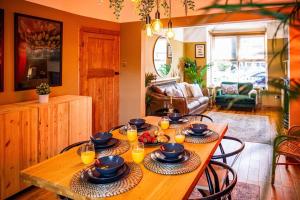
[160,116,170,130]
[174,127,185,144]
[127,124,138,143]
[80,142,95,165]
[131,142,145,164]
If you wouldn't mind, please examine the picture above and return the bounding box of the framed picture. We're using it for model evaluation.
[167,44,172,58]
[14,13,63,91]
[0,9,4,92]
[195,44,205,58]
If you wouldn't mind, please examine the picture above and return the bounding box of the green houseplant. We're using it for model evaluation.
[181,57,208,88]
[36,83,51,103]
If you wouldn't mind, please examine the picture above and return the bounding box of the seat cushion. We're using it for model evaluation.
[216,95,255,104]
[187,99,201,110]
[277,140,300,157]
[197,96,209,105]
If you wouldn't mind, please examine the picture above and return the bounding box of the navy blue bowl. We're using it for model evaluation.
[190,123,208,134]
[95,155,125,176]
[129,118,146,128]
[168,113,182,121]
[160,143,185,158]
[91,132,112,145]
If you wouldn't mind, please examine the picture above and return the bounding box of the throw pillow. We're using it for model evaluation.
[165,87,174,96]
[221,83,239,95]
[176,82,189,97]
[188,84,203,97]
[173,88,184,97]
[185,83,194,97]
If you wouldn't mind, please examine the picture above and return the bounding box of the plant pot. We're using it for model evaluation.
[39,94,49,104]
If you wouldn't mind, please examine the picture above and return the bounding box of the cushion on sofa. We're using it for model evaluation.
[186,99,201,110]
[188,84,203,97]
[216,95,255,105]
[238,82,253,95]
[197,96,209,105]
[165,87,184,97]
[221,83,239,95]
[176,82,189,97]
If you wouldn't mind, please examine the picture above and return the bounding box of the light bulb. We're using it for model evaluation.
[167,28,175,39]
[146,24,153,37]
[152,19,163,33]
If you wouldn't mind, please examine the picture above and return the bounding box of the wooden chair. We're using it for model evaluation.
[272,125,300,184]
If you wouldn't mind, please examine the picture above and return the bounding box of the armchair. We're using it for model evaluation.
[215,82,257,110]
[272,126,300,184]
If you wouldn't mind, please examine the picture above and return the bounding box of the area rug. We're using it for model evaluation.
[207,112,274,144]
[189,182,260,200]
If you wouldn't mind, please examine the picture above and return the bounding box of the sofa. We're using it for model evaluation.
[215,82,257,110]
[146,81,209,115]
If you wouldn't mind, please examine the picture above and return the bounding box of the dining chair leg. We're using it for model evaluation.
[208,163,220,193]
[218,143,227,164]
[205,168,214,195]
[271,151,277,184]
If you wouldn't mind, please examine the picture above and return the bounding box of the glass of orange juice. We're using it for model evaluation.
[160,116,170,130]
[127,124,138,143]
[80,142,95,164]
[174,128,185,144]
[131,142,145,164]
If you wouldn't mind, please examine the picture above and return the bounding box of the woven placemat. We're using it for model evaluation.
[78,139,130,158]
[119,124,159,135]
[183,129,219,144]
[143,151,201,175]
[70,162,142,198]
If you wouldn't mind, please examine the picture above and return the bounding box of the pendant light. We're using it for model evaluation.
[152,0,163,34]
[145,14,153,37]
[166,0,175,39]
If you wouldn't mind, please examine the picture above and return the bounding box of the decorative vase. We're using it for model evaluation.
[38,94,49,104]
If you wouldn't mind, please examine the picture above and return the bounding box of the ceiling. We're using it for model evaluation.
[26,0,294,23]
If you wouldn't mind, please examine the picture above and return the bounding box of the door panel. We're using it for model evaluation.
[80,28,119,133]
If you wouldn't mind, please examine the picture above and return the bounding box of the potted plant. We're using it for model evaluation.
[36,83,51,103]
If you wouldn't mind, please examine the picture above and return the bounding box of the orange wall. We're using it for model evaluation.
[289,24,300,126]
[0,0,120,105]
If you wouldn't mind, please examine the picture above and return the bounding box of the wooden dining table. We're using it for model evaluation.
[21,116,228,200]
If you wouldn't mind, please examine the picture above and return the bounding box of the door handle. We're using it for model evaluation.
[114,72,120,75]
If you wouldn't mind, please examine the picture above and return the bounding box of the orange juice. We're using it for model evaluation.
[127,129,138,142]
[160,120,169,130]
[81,151,95,164]
[175,134,185,144]
[132,149,145,163]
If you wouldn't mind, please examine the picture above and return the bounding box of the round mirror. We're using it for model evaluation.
[153,37,172,77]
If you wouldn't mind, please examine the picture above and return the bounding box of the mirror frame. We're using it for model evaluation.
[153,36,172,77]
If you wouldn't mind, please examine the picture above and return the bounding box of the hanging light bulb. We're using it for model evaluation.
[152,0,163,34]
[145,15,153,37]
[166,20,175,39]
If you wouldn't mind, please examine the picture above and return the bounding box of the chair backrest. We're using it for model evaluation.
[60,140,88,154]
[184,114,213,123]
[196,160,237,200]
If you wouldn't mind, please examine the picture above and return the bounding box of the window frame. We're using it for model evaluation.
[208,31,268,89]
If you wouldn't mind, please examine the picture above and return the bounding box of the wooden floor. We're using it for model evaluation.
[8,107,300,200]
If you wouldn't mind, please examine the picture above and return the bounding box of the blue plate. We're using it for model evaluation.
[137,123,152,132]
[94,138,119,149]
[187,129,208,137]
[83,164,129,184]
[151,150,190,163]
[170,118,189,124]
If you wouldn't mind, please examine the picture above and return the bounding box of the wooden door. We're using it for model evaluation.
[80,28,120,133]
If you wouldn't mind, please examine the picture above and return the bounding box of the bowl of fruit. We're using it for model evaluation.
[138,130,169,146]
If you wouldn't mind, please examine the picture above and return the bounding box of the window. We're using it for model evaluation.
[208,34,267,88]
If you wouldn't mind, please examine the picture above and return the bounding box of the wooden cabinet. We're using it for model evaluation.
[0,95,92,199]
